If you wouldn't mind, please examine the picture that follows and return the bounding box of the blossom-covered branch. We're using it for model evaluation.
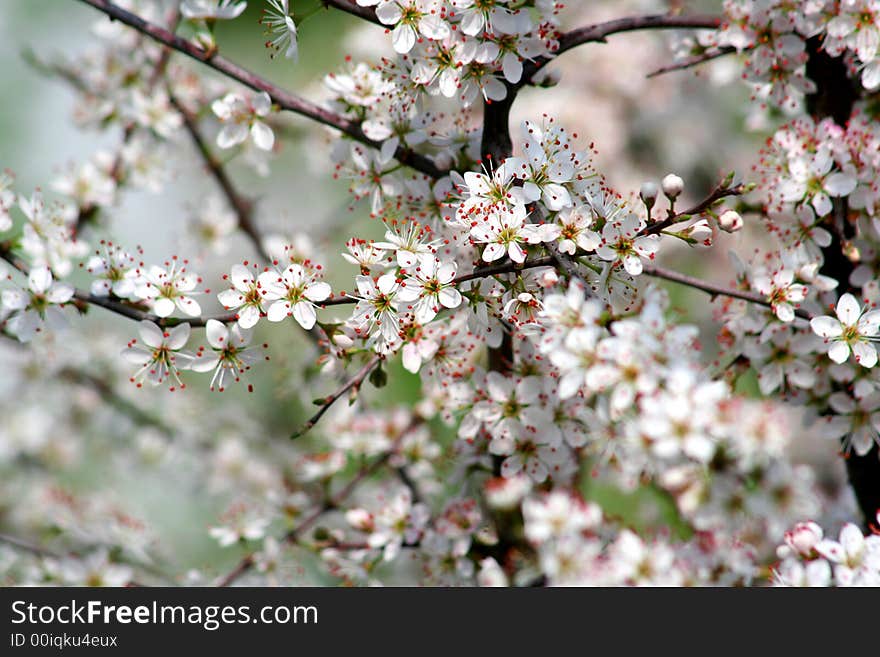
[519,13,722,88]
[642,264,811,320]
[75,0,444,178]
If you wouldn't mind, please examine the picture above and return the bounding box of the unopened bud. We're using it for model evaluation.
[640,182,659,206]
[784,521,823,557]
[538,268,559,288]
[718,209,743,233]
[661,174,684,200]
[685,219,712,246]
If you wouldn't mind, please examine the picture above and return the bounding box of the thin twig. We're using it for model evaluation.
[0,533,61,559]
[74,0,443,179]
[319,255,557,307]
[167,92,268,261]
[58,367,174,435]
[520,13,722,88]
[320,0,382,25]
[216,426,412,586]
[645,180,746,235]
[641,264,811,320]
[647,46,737,78]
[290,354,382,439]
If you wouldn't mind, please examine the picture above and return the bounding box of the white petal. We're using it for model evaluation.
[292,301,317,330]
[205,319,229,349]
[827,340,851,364]
[852,341,877,368]
[836,293,861,325]
[810,315,843,338]
[304,281,331,302]
[250,121,275,151]
[152,297,176,318]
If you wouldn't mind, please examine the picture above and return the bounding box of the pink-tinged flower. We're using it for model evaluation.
[814,522,880,586]
[772,557,832,587]
[191,319,261,391]
[218,263,265,329]
[121,320,195,389]
[1,266,73,342]
[817,391,880,456]
[752,268,807,322]
[212,91,275,151]
[135,260,202,318]
[397,255,461,324]
[469,204,548,263]
[783,521,824,557]
[810,293,880,367]
[257,263,331,331]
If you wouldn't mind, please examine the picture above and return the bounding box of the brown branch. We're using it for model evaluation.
[520,13,722,88]
[167,92,268,262]
[72,288,235,328]
[58,367,174,435]
[74,0,443,179]
[0,532,61,559]
[290,354,382,439]
[217,427,410,586]
[645,180,746,235]
[319,255,557,307]
[90,7,181,232]
[320,0,381,26]
[646,46,737,78]
[641,264,811,320]
[0,244,238,328]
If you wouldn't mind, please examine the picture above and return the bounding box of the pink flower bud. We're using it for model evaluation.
[686,219,713,246]
[784,521,823,557]
[718,209,743,233]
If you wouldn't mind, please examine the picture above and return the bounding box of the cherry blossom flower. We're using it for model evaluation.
[218,264,265,329]
[212,91,275,151]
[397,255,461,324]
[135,260,202,318]
[191,319,262,391]
[370,0,451,54]
[84,242,141,299]
[814,522,880,586]
[547,205,601,256]
[752,268,807,322]
[595,211,659,276]
[810,292,880,367]
[373,221,440,268]
[349,273,401,344]
[121,320,195,389]
[469,204,548,263]
[1,266,73,342]
[261,0,298,61]
[816,391,880,456]
[522,491,601,544]
[258,264,331,330]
